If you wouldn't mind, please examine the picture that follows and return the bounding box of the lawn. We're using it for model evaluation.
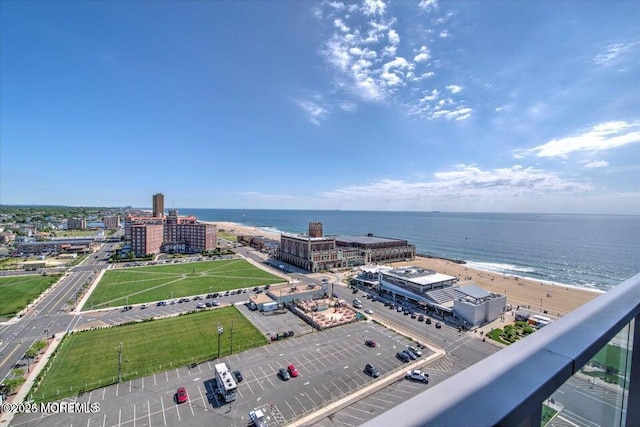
[541,404,558,426]
[31,306,267,402]
[83,258,284,309]
[0,274,61,318]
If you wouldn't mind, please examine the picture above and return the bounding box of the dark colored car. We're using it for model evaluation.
[176,387,188,404]
[233,370,243,383]
[435,322,442,328]
[418,314,424,321]
[410,312,417,319]
[278,368,290,381]
[425,318,432,324]
[364,363,380,378]
[365,339,377,348]
[396,351,411,362]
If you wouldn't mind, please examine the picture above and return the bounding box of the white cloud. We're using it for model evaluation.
[584,161,609,169]
[320,165,592,203]
[515,121,640,159]
[328,1,345,11]
[419,89,439,102]
[334,18,350,32]
[446,84,463,94]
[431,106,472,121]
[362,0,386,16]
[439,30,450,38]
[339,102,358,112]
[316,1,467,122]
[388,29,400,45]
[418,0,438,12]
[294,98,330,125]
[413,45,430,63]
[593,42,635,66]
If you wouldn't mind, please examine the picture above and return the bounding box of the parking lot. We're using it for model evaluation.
[13,321,438,427]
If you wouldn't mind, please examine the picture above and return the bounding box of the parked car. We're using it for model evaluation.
[404,349,418,360]
[418,314,424,321]
[196,303,206,309]
[364,363,380,378]
[425,317,432,324]
[397,306,403,312]
[435,322,442,328]
[408,346,423,357]
[405,370,429,383]
[365,339,377,348]
[211,300,220,306]
[176,387,188,403]
[287,364,299,377]
[396,351,411,362]
[278,368,290,381]
[364,309,374,315]
[232,370,243,383]
[410,312,417,319]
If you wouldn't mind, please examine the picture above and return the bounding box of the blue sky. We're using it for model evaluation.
[1,0,639,214]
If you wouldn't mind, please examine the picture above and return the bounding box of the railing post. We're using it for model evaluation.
[626,315,640,426]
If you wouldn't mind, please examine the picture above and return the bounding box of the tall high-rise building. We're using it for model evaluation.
[152,193,164,217]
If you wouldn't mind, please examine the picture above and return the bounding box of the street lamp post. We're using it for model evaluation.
[217,324,224,358]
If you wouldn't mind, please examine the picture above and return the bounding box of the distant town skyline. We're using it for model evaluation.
[1,1,638,214]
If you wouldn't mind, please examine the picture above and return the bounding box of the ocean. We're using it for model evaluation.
[178,209,639,292]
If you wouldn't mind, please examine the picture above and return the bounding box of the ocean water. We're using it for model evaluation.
[179,209,640,291]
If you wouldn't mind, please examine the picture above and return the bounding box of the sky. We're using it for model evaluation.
[1,0,639,214]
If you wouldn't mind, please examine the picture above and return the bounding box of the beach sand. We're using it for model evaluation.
[207,221,601,316]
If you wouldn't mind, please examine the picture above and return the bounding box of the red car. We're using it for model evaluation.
[287,364,299,378]
[365,339,377,348]
[176,387,188,404]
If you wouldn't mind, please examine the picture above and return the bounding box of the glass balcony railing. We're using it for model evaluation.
[362,272,640,427]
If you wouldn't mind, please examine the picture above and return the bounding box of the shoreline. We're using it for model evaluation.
[204,220,602,315]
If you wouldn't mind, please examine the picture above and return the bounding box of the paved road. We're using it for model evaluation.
[0,242,118,385]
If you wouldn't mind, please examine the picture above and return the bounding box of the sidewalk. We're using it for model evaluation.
[0,332,67,427]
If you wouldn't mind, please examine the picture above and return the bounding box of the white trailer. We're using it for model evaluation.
[214,363,237,403]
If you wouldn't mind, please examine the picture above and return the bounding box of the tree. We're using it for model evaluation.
[3,378,25,395]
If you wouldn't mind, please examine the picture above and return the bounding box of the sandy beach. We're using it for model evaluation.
[207,221,602,316]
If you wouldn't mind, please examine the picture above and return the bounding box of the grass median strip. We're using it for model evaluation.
[83,259,284,309]
[31,306,267,402]
[0,274,61,318]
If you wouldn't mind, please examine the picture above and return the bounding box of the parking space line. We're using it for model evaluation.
[337,377,352,391]
[165,371,169,382]
[341,411,365,421]
[133,405,136,427]
[285,400,296,417]
[118,408,122,427]
[160,398,166,426]
[176,368,180,379]
[259,366,275,388]
[243,376,255,394]
[175,402,181,421]
[357,400,385,410]
[313,388,327,404]
[368,395,394,404]
[102,412,107,427]
[189,401,195,417]
[141,377,144,389]
[87,390,93,404]
[129,380,132,393]
[87,417,91,427]
[102,388,106,401]
[197,384,208,411]
[116,382,119,397]
[153,373,157,386]
[147,401,152,426]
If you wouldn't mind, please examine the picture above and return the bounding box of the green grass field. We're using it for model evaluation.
[31,306,267,402]
[83,259,284,309]
[0,274,61,317]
